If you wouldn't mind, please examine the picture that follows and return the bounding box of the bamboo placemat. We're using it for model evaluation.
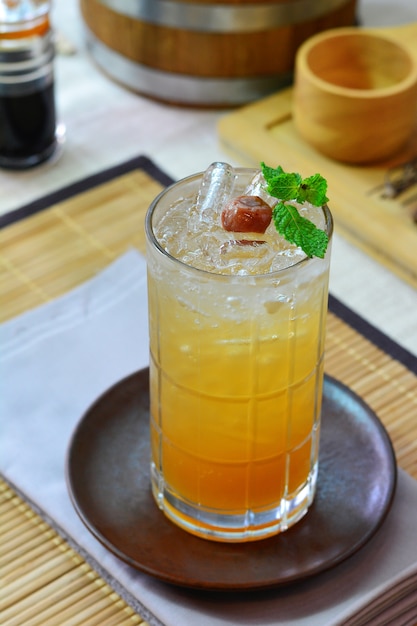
[1,156,417,625]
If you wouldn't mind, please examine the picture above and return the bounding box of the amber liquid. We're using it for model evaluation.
[0,82,56,168]
[148,270,327,541]
[150,322,323,506]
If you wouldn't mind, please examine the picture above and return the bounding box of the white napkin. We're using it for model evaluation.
[1,249,417,626]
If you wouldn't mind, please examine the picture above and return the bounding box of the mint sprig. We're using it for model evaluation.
[273,203,329,259]
[260,162,329,258]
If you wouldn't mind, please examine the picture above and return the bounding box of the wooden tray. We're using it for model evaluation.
[218,87,417,289]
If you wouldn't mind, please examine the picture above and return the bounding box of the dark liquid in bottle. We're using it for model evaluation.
[0,82,56,169]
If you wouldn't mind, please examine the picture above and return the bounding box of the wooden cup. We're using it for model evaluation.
[293,24,417,164]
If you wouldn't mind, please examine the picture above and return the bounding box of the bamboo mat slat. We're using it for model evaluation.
[0,169,162,322]
[1,163,416,625]
[0,484,147,626]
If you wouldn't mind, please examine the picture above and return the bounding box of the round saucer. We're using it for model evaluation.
[66,369,396,591]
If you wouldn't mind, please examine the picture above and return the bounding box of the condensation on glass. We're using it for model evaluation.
[145,170,333,542]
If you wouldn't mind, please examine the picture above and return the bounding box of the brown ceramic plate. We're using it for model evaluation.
[66,369,396,591]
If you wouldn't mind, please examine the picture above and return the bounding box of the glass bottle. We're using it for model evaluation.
[0,0,58,169]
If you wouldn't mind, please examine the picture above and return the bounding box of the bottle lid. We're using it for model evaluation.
[0,0,50,38]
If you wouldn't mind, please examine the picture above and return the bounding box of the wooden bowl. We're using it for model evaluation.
[293,24,417,164]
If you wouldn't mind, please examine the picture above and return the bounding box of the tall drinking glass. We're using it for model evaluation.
[145,167,333,542]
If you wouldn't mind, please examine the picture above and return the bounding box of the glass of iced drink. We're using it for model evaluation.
[145,163,333,542]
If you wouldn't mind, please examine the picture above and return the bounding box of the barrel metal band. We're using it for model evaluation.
[85,28,292,105]
[95,0,352,33]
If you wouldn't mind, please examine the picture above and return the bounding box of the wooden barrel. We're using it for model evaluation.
[80,0,358,106]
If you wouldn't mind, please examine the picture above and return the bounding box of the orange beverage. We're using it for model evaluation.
[146,166,333,541]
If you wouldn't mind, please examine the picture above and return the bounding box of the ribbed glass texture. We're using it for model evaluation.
[146,171,332,542]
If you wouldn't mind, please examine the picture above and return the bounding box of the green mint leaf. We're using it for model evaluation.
[269,172,302,202]
[261,162,301,200]
[260,162,284,182]
[273,202,329,259]
[261,162,329,258]
[298,174,329,206]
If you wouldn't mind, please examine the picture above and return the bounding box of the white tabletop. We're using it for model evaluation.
[1,0,416,356]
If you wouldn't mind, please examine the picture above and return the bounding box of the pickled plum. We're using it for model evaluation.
[221,195,272,233]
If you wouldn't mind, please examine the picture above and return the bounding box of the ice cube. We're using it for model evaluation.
[217,239,277,275]
[195,162,237,225]
[244,170,278,207]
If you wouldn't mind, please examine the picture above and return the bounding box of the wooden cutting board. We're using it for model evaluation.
[218,87,417,289]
